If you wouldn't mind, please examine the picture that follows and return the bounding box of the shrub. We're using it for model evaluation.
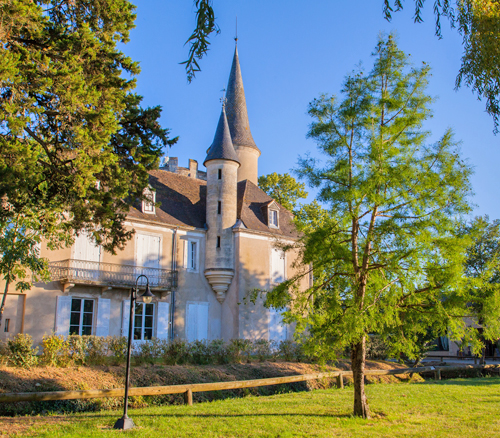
[87,336,108,365]
[67,335,90,365]
[227,338,253,363]
[254,339,272,362]
[7,334,38,368]
[134,338,165,365]
[42,333,68,366]
[208,339,230,364]
[0,339,9,366]
[161,339,189,365]
[278,340,295,361]
[107,336,129,365]
[269,340,280,360]
[188,340,210,365]
[292,342,308,362]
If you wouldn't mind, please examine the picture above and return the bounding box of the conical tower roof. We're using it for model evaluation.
[204,105,240,166]
[225,46,260,152]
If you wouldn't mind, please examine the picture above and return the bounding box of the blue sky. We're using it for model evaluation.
[122,0,499,219]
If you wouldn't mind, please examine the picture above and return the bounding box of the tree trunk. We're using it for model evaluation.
[0,280,10,328]
[351,336,371,419]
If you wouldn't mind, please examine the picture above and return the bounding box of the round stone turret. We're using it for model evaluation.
[204,106,240,303]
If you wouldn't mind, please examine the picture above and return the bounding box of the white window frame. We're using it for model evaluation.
[69,297,95,336]
[189,241,197,270]
[133,302,155,341]
[269,209,279,228]
[142,187,156,214]
[184,238,200,272]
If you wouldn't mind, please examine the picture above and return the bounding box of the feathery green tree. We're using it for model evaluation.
[267,34,485,418]
[383,0,500,133]
[461,216,500,358]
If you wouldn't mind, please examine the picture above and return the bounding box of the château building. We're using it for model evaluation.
[0,45,309,345]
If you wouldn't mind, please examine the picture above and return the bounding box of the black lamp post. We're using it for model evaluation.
[114,274,155,430]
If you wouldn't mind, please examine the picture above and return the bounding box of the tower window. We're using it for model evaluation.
[218,169,222,179]
[218,201,221,214]
[217,236,221,248]
[4,319,9,332]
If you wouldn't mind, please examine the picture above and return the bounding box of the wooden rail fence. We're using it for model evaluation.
[0,364,496,406]
[425,355,500,364]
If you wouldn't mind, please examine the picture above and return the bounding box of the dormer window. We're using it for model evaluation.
[142,187,156,214]
[269,209,279,228]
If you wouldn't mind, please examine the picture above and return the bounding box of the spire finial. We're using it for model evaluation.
[235,16,238,44]
[220,88,227,108]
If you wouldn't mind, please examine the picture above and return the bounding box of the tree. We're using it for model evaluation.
[383,0,500,133]
[0,1,177,320]
[461,216,500,358]
[182,0,219,82]
[0,208,71,326]
[267,34,484,418]
[0,0,177,252]
[258,173,308,212]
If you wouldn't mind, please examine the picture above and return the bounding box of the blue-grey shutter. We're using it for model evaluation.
[156,302,170,340]
[269,307,287,342]
[197,303,209,341]
[186,303,196,342]
[95,298,110,337]
[55,295,72,336]
[121,300,130,337]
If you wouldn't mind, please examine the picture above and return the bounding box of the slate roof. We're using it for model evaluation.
[225,46,260,153]
[236,180,299,239]
[128,170,298,239]
[128,170,207,229]
[204,106,240,166]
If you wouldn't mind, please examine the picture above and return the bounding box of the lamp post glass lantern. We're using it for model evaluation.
[114,274,155,430]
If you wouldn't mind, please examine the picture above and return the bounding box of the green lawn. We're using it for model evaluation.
[9,377,500,437]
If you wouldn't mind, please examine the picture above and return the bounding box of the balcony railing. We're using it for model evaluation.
[48,259,177,291]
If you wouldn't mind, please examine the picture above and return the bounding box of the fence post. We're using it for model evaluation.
[434,369,441,380]
[184,389,193,406]
[336,373,344,389]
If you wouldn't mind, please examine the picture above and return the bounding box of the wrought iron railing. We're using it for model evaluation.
[48,259,177,290]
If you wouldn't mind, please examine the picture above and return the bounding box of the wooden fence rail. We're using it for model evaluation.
[0,364,496,405]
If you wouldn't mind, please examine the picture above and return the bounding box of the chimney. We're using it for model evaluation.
[188,159,198,178]
[169,157,178,173]
[160,156,169,169]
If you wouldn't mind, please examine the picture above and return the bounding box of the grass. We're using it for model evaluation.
[4,377,500,437]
